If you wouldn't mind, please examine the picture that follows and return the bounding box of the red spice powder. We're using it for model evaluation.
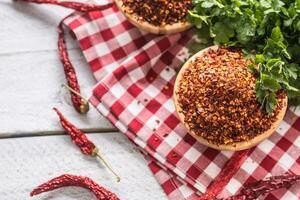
[177,47,286,145]
[121,0,193,26]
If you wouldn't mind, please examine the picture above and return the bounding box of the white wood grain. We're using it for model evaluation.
[0,0,74,54]
[0,47,115,135]
[0,132,168,200]
[0,2,167,200]
[0,1,116,135]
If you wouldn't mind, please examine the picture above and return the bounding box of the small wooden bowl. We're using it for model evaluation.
[174,46,288,151]
[114,0,192,34]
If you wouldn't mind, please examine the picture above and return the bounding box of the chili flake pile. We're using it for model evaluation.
[121,0,193,26]
[177,47,286,145]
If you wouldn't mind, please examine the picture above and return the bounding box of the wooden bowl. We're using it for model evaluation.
[114,0,192,34]
[174,45,288,151]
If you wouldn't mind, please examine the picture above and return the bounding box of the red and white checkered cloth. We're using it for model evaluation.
[64,2,300,199]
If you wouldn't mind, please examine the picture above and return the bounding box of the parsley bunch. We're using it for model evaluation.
[188,0,300,113]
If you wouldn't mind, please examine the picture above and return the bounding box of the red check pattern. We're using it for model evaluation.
[64,2,300,199]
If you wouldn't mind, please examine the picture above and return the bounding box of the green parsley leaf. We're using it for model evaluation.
[261,74,281,92]
[212,22,235,43]
[188,0,300,113]
[265,92,277,113]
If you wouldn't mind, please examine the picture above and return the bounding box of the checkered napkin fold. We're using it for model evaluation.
[64,2,300,200]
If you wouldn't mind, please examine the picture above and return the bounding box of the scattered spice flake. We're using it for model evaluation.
[172,152,178,158]
[177,47,286,145]
[155,120,160,124]
[153,128,157,132]
[163,133,168,137]
[166,68,170,72]
[122,0,193,26]
[137,100,141,105]
[144,99,148,103]
[177,51,186,57]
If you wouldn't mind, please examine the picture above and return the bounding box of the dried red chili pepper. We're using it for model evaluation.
[223,173,300,200]
[17,0,113,12]
[53,108,121,182]
[58,19,89,114]
[17,0,113,113]
[199,149,250,200]
[30,174,120,200]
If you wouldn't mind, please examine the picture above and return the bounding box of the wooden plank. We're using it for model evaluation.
[0,0,75,54]
[0,3,167,200]
[0,49,115,135]
[0,132,168,199]
[0,0,111,54]
[0,1,116,136]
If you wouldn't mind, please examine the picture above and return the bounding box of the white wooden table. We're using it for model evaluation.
[0,1,168,199]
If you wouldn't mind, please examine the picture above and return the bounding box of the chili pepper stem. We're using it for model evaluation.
[63,83,88,102]
[93,148,121,182]
[62,83,89,113]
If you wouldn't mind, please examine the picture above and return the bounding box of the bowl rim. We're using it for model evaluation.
[114,0,192,35]
[173,45,288,151]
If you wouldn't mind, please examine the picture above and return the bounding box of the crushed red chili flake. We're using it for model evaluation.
[177,47,286,145]
[121,0,193,26]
